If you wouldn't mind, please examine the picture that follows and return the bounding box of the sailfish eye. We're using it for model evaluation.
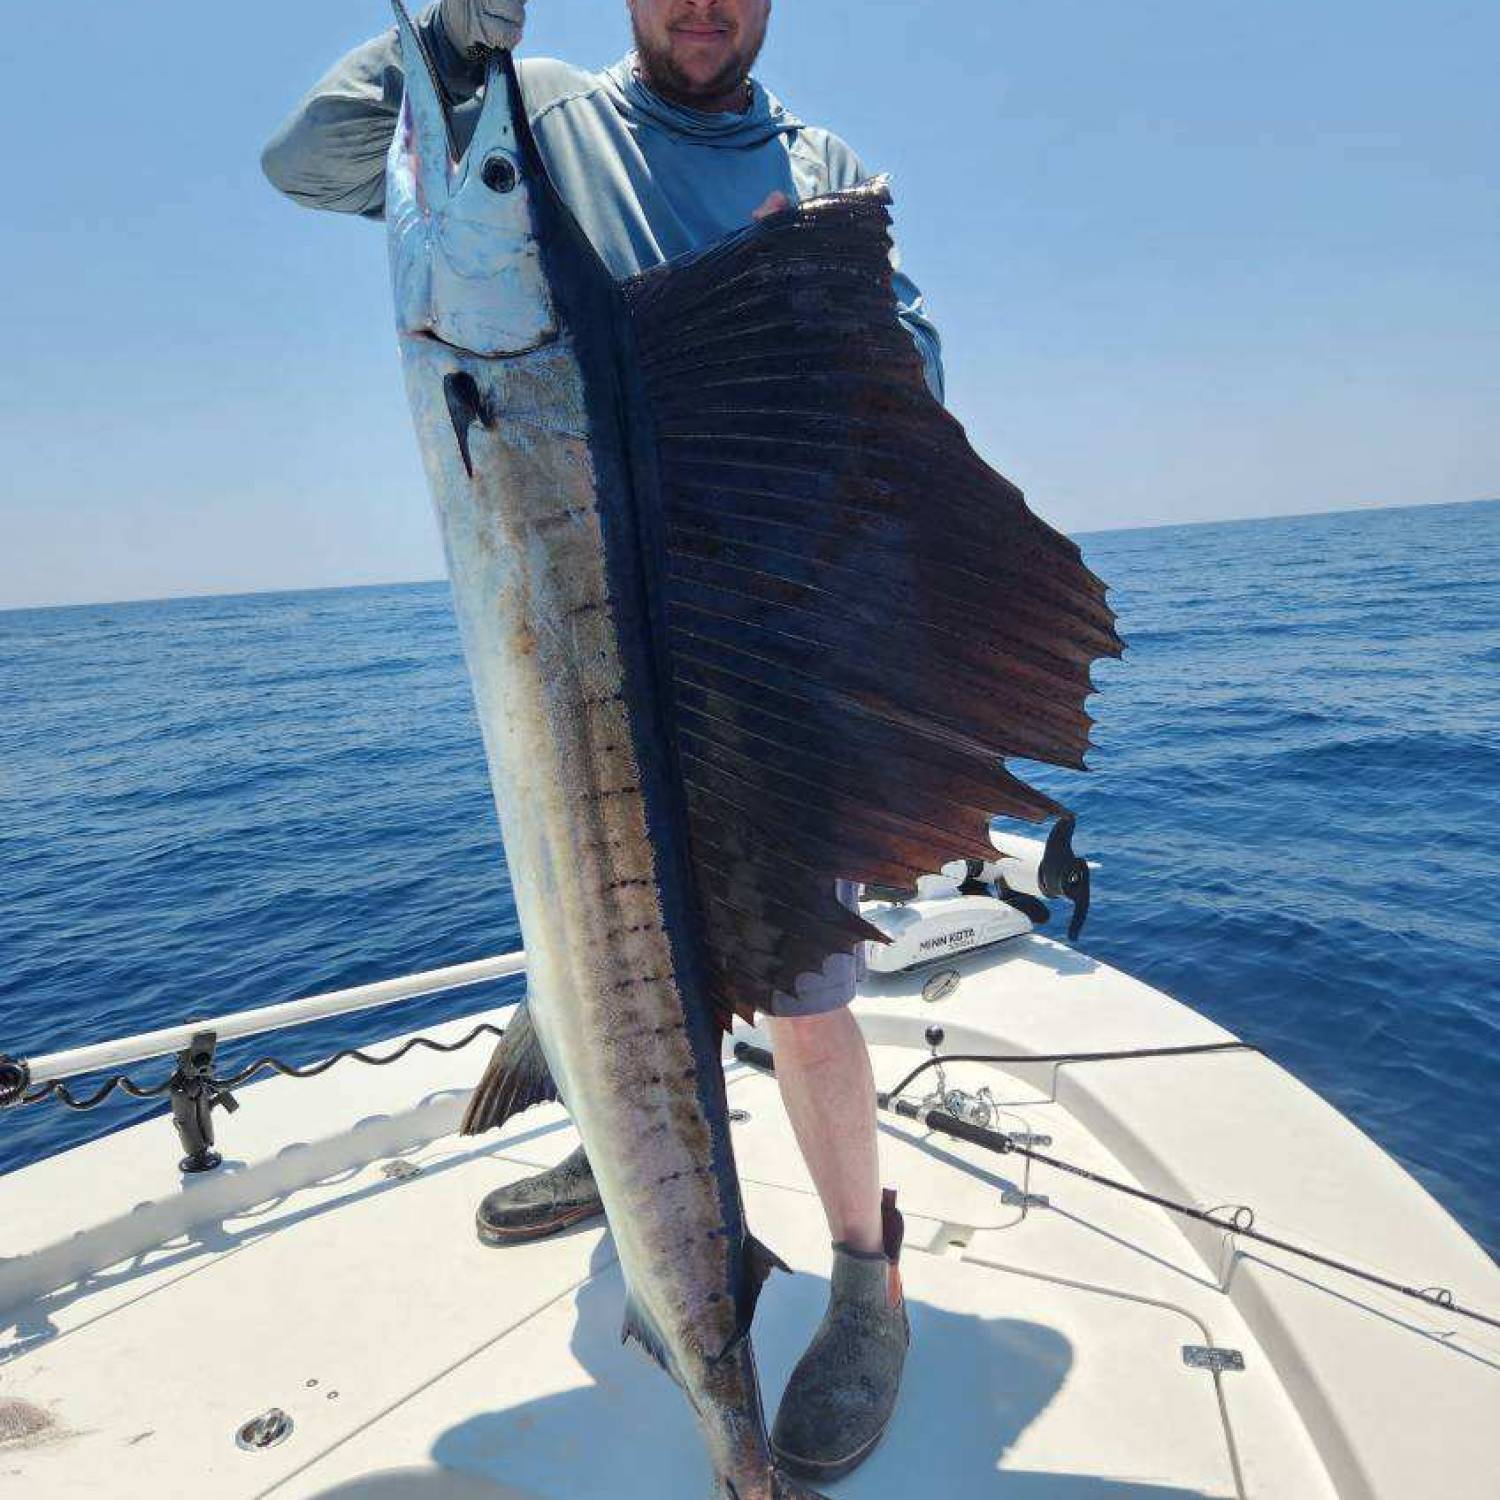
[481,153,519,194]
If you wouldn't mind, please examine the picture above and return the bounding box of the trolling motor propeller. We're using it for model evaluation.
[978,814,1092,939]
[1038,815,1091,940]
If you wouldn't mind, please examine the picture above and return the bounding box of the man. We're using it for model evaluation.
[263,0,942,1480]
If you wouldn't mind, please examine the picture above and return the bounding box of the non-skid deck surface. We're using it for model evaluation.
[6,1110,1242,1498]
[7,936,1493,1497]
[273,1181,1239,1500]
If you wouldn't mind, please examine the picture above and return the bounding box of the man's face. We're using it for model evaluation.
[629,0,773,105]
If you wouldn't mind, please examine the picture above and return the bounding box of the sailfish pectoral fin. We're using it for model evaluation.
[443,371,488,478]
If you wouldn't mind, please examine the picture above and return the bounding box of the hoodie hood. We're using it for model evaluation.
[602,54,801,148]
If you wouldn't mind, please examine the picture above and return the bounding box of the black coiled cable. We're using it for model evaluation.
[10,1021,505,1112]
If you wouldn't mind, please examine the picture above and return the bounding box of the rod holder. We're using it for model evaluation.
[169,1031,238,1173]
[0,1055,30,1108]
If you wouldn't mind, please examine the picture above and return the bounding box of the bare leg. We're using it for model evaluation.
[762,1007,883,1255]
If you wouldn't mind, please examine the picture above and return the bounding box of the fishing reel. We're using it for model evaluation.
[917,1025,998,1129]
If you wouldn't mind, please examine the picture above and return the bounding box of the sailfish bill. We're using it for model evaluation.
[385,3,1120,1494]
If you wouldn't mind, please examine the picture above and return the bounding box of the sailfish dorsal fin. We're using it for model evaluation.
[617,183,1123,1029]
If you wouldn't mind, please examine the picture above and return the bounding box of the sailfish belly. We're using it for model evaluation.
[398,331,750,1370]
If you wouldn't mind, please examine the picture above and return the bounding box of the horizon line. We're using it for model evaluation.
[4,493,1494,616]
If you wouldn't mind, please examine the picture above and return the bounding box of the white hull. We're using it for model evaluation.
[3,934,1495,1497]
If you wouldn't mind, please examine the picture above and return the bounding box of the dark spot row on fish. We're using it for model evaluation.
[655,1164,714,1186]
[599,922,659,941]
[531,506,591,533]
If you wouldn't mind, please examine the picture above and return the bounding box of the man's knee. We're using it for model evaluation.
[764,1006,861,1066]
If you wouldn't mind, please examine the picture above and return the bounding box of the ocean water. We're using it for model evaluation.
[2,499,1496,1259]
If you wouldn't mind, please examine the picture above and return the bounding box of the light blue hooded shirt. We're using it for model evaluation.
[262,6,944,399]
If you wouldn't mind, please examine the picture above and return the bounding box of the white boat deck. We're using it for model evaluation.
[3,935,1496,1497]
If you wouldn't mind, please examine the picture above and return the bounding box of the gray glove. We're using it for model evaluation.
[439,0,526,58]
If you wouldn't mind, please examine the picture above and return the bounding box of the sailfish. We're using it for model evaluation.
[383,4,1122,1495]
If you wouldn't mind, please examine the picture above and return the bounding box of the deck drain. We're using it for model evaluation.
[380,1159,422,1181]
[236,1407,293,1451]
[728,1109,751,1124]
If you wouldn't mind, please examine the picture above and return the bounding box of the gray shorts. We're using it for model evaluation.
[760,880,867,1018]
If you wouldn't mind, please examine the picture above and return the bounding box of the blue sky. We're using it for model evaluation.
[2,1,1495,608]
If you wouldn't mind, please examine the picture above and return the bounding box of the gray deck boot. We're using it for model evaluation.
[770,1189,909,1482]
[475,1144,604,1244]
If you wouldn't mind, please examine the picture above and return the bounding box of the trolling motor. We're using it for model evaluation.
[860,815,1095,973]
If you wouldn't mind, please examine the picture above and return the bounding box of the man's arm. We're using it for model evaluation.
[260,3,501,218]
[890,264,945,407]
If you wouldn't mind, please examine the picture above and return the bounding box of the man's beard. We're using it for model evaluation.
[631,16,766,107]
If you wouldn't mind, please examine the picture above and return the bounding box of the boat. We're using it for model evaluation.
[2,828,1495,1496]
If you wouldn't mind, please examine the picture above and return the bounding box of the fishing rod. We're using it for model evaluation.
[731,1039,1500,1335]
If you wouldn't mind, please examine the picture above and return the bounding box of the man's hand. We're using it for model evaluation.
[751,191,790,221]
[439,0,526,59]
